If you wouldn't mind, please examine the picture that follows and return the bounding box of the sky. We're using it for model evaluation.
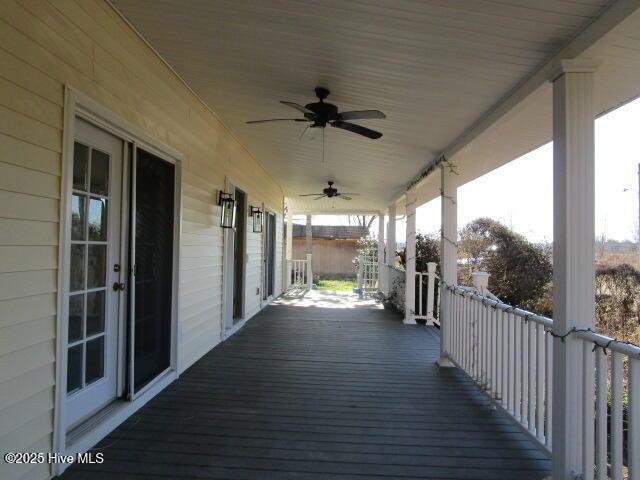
[295,97,640,244]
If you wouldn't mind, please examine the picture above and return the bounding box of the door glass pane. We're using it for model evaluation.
[87,245,106,289]
[85,337,104,385]
[70,244,85,292]
[88,197,108,241]
[90,149,109,196]
[86,290,105,336]
[67,344,83,394]
[133,149,174,392]
[68,294,84,342]
[71,194,86,241]
[73,142,89,191]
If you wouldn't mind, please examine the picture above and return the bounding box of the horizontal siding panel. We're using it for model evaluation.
[0,218,58,246]
[0,0,93,77]
[0,246,57,273]
[0,269,57,301]
[0,293,56,329]
[0,48,63,105]
[0,161,60,198]
[1,436,51,480]
[180,266,220,284]
[180,256,220,271]
[0,190,59,221]
[0,411,52,462]
[0,132,60,175]
[0,387,52,436]
[0,75,62,128]
[181,220,220,237]
[0,339,54,384]
[0,103,61,152]
[0,363,54,411]
[0,316,55,356]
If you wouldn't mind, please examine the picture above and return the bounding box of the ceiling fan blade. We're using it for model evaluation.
[299,125,320,141]
[246,118,308,124]
[331,121,382,139]
[280,101,315,115]
[299,193,325,196]
[338,192,360,196]
[314,195,326,200]
[337,195,352,201]
[338,110,386,121]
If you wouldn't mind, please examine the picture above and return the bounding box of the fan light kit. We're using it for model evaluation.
[249,206,263,233]
[247,87,385,140]
[218,191,236,229]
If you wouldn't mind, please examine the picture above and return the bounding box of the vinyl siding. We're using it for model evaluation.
[0,1,283,479]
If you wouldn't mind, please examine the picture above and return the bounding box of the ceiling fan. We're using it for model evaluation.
[246,87,385,139]
[299,181,359,201]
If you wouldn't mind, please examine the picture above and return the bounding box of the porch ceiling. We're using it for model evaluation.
[111,0,611,214]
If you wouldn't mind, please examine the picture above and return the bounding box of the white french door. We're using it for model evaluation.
[65,118,124,429]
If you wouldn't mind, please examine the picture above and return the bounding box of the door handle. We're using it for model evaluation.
[112,282,125,292]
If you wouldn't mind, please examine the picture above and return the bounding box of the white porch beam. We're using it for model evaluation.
[377,211,385,294]
[437,163,457,367]
[550,59,599,479]
[404,192,417,325]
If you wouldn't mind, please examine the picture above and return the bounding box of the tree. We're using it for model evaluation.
[458,218,553,313]
[348,215,377,228]
[398,233,440,272]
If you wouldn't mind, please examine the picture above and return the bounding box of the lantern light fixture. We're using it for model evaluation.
[249,206,263,233]
[218,191,235,229]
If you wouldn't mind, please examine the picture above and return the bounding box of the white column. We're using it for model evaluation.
[437,163,457,367]
[357,254,364,290]
[377,211,385,293]
[550,59,598,479]
[285,209,293,289]
[386,205,396,269]
[404,191,417,324]
[306,253,313,290]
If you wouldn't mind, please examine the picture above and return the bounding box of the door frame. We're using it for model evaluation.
[221,177,248,339]
[53,86,183,475]
[262,206,277,305]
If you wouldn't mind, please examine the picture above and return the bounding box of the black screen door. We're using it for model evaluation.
[131,149,174,393]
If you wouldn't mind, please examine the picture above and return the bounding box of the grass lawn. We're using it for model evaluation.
[316,279,357,291]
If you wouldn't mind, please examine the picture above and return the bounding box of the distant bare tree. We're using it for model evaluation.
[348,215,377,228]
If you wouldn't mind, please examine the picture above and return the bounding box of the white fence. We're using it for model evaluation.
[440,281,640,479]
[287,254,313,290]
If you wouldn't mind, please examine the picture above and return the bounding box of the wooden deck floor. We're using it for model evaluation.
[61,290,550,479]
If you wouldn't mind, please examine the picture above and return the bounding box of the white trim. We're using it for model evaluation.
[53,86,183,476]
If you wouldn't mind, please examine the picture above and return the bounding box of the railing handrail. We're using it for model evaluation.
[445,283,554,329]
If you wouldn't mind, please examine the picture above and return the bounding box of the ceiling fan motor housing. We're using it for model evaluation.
[323,181,338,197]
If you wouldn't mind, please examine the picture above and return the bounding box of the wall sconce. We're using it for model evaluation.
[218,191,235,229]
[249,206,263,233]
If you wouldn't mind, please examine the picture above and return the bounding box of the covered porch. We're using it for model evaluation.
[62,290,550,479]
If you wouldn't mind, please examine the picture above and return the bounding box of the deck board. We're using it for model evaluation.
[60,290,550,479]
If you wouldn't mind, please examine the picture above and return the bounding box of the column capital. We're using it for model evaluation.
[548,58,602,82]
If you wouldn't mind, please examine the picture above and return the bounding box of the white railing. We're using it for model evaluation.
[414,263,437,324]
[288,254,313,290]
[440,281,640,478]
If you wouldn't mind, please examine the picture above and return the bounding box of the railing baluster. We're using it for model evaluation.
[611,352,623,480]
[545,330,553,449]
[582,341,595,480]
[521,316,528,427]
[528,321,535,431]
[595,347,607,480]
[514,314,522,421]
[630,358,640,479]
[507,312,514,414]
[536,323,545,441]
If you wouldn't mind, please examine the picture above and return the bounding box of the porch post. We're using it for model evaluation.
[404,190,417,324]
[305,214,312,255]
[550,59,598,479]
[285,210,293,289]
[377,211,385,293]
[306,253,313,290]
[437,162,457,367]
[386,204,396,297]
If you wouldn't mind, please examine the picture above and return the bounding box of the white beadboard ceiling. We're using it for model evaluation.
[111,0,612,213]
